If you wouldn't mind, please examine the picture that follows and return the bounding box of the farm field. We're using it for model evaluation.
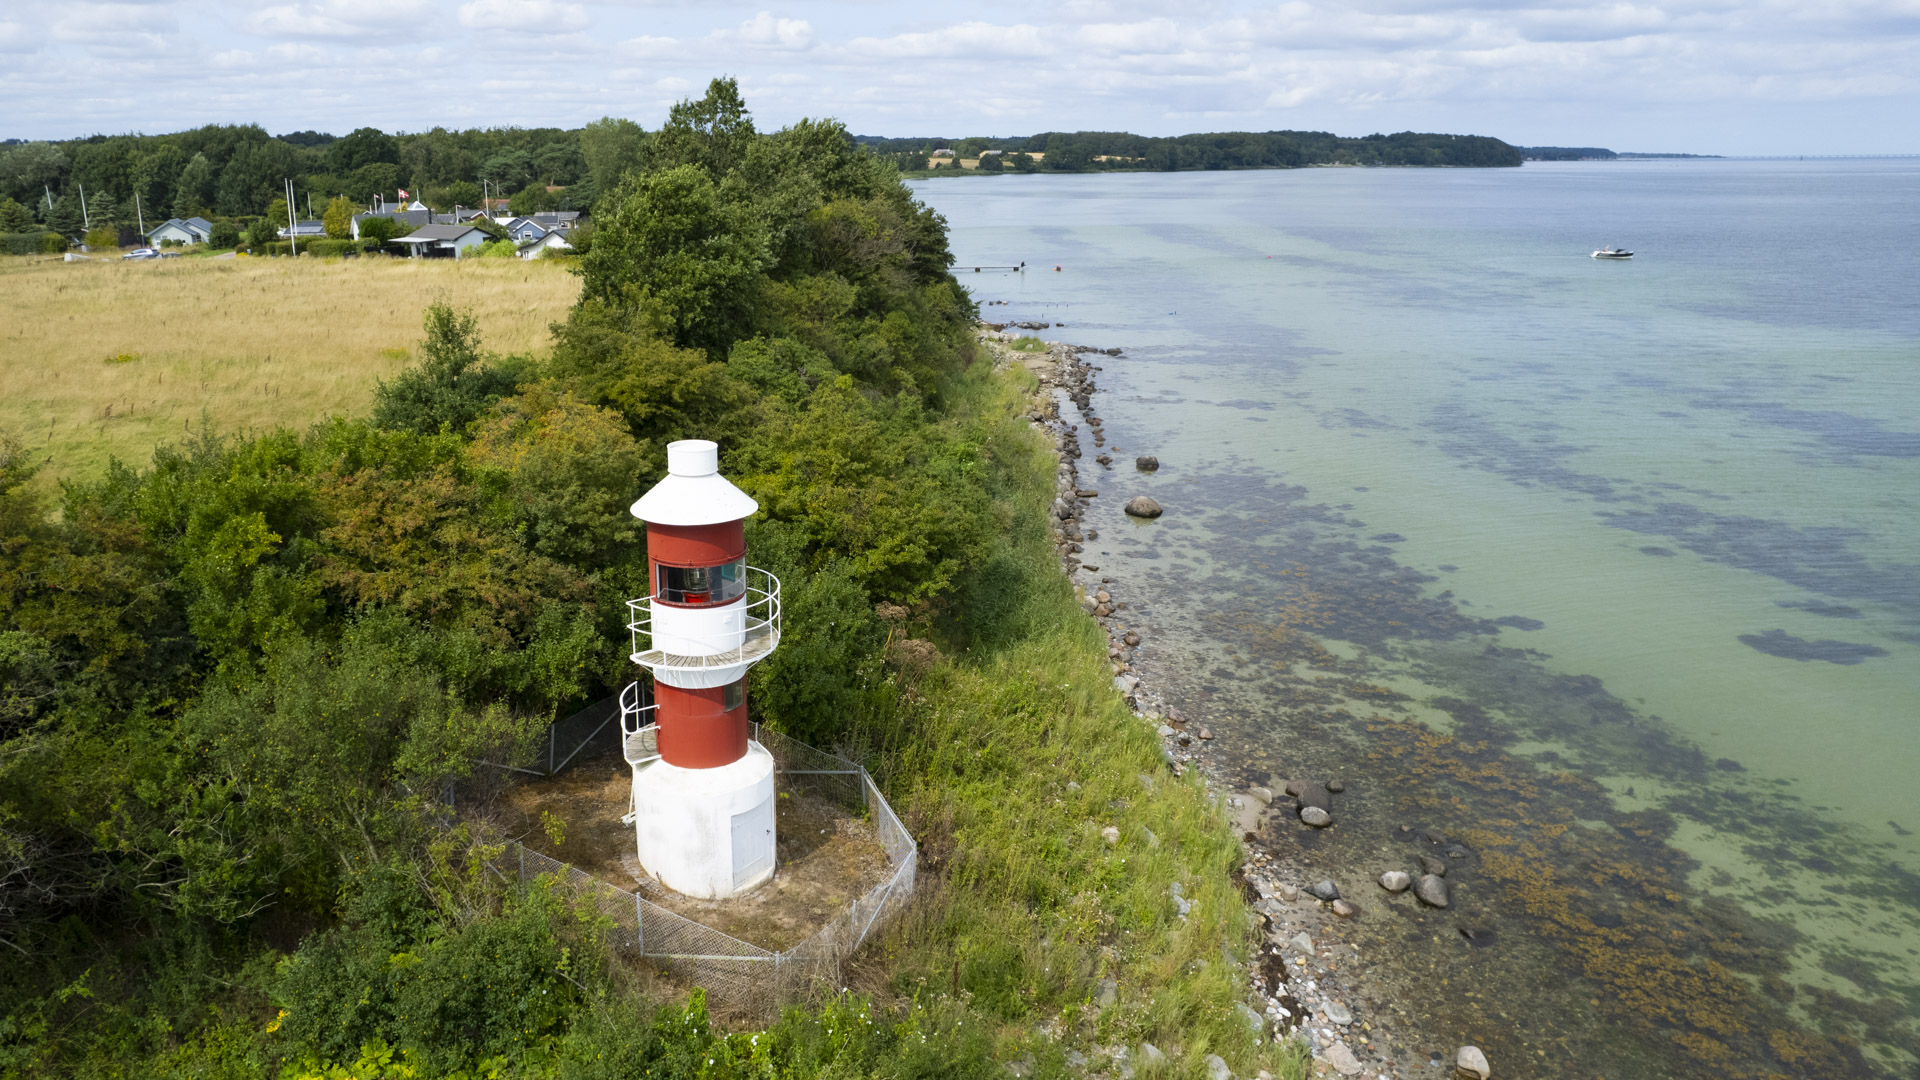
[0,255,581,482]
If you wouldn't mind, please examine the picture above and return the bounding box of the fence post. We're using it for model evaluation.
[518,844,525,883]
[634,893,644,955]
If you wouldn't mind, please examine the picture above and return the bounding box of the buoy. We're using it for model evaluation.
[1053,265,1062,272]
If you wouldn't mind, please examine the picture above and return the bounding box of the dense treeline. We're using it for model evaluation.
[0,115,650,237]
[1515,146,1619,160]
[856,129,1523,170]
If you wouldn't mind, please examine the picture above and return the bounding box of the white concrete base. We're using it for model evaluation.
[631,743,776,898]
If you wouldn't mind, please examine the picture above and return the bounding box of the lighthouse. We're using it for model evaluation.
[621,440,782,898]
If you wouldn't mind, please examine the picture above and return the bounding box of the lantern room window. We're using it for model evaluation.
[656,559,747,606]
[724,681,744,710]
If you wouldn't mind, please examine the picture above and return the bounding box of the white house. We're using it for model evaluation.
[393,223,490,259]
[517,231,572,259]
[147,217,214,246]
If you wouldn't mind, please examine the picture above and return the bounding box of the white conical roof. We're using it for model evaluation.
[630,440,759,526]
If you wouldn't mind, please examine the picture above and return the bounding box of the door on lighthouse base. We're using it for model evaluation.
[731,798,774,889]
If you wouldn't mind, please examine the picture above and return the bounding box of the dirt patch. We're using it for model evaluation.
[483,745,894,953]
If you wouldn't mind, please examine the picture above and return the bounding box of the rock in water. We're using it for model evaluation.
[1300,805,1332,827]
[1249,786,1275,806]
[1285,779,1333,813]
[1325,779,1346,793]
[1324,1000,1354,1025]
[1136,455,1160,471]
[1379,870,1412,893]
[1420,854,1449,877]
[1308,880,1341,902]
[1288,932,1315,954]
[1455,1045,1491,1080]
[1124,495,1163,518]
[1415,874,1451,908]
[1325,1041,1364,1077]
[1331,899,1356,918]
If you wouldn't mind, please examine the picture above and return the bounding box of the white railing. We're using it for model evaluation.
[627,566,782,671]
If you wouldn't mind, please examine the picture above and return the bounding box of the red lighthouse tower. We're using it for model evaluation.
[621,440,782,898]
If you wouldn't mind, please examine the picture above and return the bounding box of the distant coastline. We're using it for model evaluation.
[859,129,1525,174]
[1517,146,1723,160]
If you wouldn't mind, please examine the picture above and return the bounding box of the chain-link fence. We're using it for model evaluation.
[484,731,915,1019]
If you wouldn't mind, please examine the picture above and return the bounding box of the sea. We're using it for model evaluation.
[914,159,1920,1080]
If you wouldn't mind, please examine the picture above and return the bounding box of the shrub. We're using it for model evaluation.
[208,221,242,249]
[83,227,118,250]
[302,238,357,258]
[1,231,60,256]
[473,238,518,258]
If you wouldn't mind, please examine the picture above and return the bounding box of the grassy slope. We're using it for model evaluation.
[0,256,579,483]
[853,355,1309,1079]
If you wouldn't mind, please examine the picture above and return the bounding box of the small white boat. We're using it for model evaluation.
[1592,245,1634,259]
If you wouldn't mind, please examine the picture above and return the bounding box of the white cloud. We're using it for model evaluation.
[244,0,433,40]
[720,11,814,49]
[458,0,588,32]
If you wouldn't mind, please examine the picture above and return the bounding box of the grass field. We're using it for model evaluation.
[0,254,581,483]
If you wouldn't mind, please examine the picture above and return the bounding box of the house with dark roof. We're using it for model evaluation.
[146,217,214,245]
[531,211,581,232]
[351,209,435,239]
[502,217,549,244]
[278,219,326,239]
[393,223,491,258]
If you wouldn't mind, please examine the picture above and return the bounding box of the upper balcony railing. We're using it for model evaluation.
[627,565,781,673]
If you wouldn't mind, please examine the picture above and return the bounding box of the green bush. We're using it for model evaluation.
[1,231,61,255]
[302,238,357,258]
[208,221,242,249]
[83,226,118,251]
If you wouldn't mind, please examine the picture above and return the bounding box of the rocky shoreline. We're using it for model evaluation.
[988,327,1491,1080]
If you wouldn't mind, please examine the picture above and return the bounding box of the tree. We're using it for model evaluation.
[479,149,534,193]
[322,195,355,239]
[87,192,119,225]
[357,215,402,246]
[0,142,69,206]
[46,195,82,238]
[370,302,529,435]
[579,116,645,194]
[0,197,31,232]
[578,163,769,355]
[208,220,241,249]
[172,152,214,217]
[326,127,400,174]
[648,77,756,178]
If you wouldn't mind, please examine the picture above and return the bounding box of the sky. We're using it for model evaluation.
[2,0,1917,155]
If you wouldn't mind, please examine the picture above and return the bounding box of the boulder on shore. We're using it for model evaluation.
[1455,1045,1491,1080]
[1124,496,1163,518]
[1379,870,1412,893]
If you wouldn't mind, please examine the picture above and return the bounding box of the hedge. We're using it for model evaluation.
[2,231,67,255]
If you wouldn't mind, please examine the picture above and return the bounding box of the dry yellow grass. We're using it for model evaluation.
[0,254,581,483]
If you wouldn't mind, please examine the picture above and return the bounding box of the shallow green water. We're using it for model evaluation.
[920,161,1920,1078]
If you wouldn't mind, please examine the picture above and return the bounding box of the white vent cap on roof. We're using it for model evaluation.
[667,440,719,477]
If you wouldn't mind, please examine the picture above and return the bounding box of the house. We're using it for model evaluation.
[278,219,326,239]
[147,217,214,245]
[352,209,435,239]
[930,148,956,157]
[502,216,549,244]
[530,211,581,232]
[517,231,572,260]
[393,223,490,259]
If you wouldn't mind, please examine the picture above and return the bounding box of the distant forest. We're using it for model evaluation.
[856,130,1523,171]
[0,120,1527,238]
[1517,146,1721,160]
[0,121,644,231]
